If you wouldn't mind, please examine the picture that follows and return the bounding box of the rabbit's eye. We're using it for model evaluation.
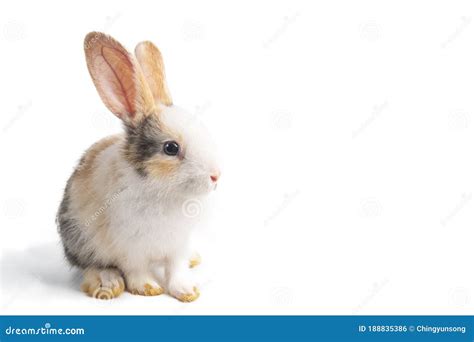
[163,141,180,156]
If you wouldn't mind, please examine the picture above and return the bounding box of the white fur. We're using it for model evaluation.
[84,106,219,297]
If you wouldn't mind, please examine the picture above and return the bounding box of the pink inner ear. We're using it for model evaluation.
[95,45,136,118]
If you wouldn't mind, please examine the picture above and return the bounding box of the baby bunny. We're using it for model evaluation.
[57,32,220,301]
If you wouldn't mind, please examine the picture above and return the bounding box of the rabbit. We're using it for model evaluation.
[57,32,220,301]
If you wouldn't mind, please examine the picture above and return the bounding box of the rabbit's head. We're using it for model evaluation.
[84,32,220,196]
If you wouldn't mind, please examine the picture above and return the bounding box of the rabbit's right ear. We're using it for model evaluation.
[135,41,173,106]
[84,32,155,125]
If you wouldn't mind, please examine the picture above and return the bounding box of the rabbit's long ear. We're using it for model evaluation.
[134,41,173,106]
[84,32,155,124]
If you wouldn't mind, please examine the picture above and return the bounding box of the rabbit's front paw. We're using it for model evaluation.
[81,268,125,300]
[168,277,200,302]
[177,287,200,302]
[126,273,164,296]
[189,252,201,268]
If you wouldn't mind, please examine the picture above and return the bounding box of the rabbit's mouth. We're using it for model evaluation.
[177,176,215,196]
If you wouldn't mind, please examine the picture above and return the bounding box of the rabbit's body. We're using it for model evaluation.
[59,135,201,267]
[57,33,219,301]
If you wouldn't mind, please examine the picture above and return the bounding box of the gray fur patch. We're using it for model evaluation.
[123,116,169,176]
[56,177,110,269]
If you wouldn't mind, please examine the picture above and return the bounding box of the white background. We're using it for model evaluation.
[0,0,473,315]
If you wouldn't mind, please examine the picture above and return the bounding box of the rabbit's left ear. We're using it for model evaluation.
[135,41,173,106]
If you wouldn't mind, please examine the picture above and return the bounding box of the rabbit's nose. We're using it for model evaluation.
[210,172,220,183]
